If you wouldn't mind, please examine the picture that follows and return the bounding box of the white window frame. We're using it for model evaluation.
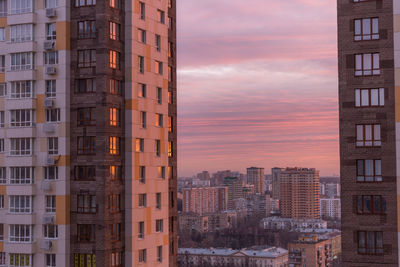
[11,52,34,71]
[10,138,33,156]
[45,108,60,122]
[45,80,56,98]
[47,137,58,155]
[10,0,33,14]
[9,196,32,214]
[0,83,6,96]
[44,51,58,65]
[9,225,33,243]
[45,195,56,213]
[0,111,4,127]
[0,168,5,184]
[45,0,57,8]
[10,24,34,43]
[10,81,34,99]
[10,167,34,184]
[43,225,58,239]
[10,109,35,127]
[0,28,4,42]
[44,166,58,180]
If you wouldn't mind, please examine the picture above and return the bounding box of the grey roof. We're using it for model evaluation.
[178,247,288,258]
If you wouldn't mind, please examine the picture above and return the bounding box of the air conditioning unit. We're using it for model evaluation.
[43,98,53,108]
[40,239,53,250]
[44,41,55,50]
[43,214,55,224]
[47,156,55,165]
[45,66,57,75]
[46,8,56,18]
[43,123,55,133]
[41,180,51,191]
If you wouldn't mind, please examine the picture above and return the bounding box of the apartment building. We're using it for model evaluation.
[182,186,228,215]
[320,197,341,220]
[0,0,177,266]
[280,168,320,219]
[246,167,265,194]
[338,0,398,265]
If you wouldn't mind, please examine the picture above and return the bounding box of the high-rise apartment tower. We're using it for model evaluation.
[0,0,178,266]
[246,167,265,194]
[338,0,399,265]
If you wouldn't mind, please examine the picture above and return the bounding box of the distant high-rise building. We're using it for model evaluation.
[0,0,178,265]
[182,187,228,215]
[196,171,211,180]
[212,170,234,186]
[280,168,320,219]
[247,167,265,194]
[271,167,284,200]
[337,0,397,264]
[324,183,340,198]
[320,198,341,220]
[223,177,243,210]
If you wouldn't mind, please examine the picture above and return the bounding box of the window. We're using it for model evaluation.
[156,34,161,51]
[9,254,32,267]
[157,9,165,24]
[45,196,56,213]
[168,141,172,157]
[77,107,95,126]
[356,124,381,147]
[139,2,145,20]
[355,53,380,76]
[0,225,3,241]
[75,78,96,93]
[168,91,173,104]
[46,109,60,122]
[45,254,56,267]
[75,166,95,181]
[75,0,96,7]
[168,42,173,58]
[358,231,383,255]
[0,111,3,127]
[110,223,121,241]
[77,224,95,242]
[108,194,120,212]
[355,88,384,107]
[77,136,96,155]
[109,50,120,69]
[10,167,34,184]
[11,52,34,71]
[46,80,56,98]
[168,65,173,81]
[136,138,144,152]
[9,196,32,213]
[156,219,163,232]
[109,79,121,95]
[110,165,121,181]
[0,28,4,41]
[43,225,58,239]
[156,139,161,156]
[78,21,96,39]
[158,166,165,179]
[44,51,58,65]
[354,18,379,41]
[168,0,172,8]
[11,0,33,14]
[139,166,145,183]
[109,0,120,8]
[0,195,3,209]
[0,83,5,96]
[10,138,33,156]
[139,194,146,207]
[109,136,120,155]
[168,116,173,132]
[10,110,34,127]
[77,194,97,213]
[138,29,146,43]
[155,113,163,127]
[46,23,56,40]
[357,159,382,182]
[157,87,162,104]
[155,61,163,74]
[357,195,386,215]
[47,137,58,155]
[138,56,144,73]
[44,166,58,180]
[10,81,34,99]
[156,193,161,209]
[0,55,4,73]
[139,249,147,263]
[45,0,56,8]
[138,221,144,239]
[11,24,34,42]
[73,255,96,267]
[140,111,146,128]
[139,83,146,97]
[110,251,122,267]
[109,108,120,127]
[9,225,33,243]
[157,245,163,262]
[78,49,96,68]
[168,166,173,180]
[109,21,120,40]
[0,168,5,183]
[0,0,6,17]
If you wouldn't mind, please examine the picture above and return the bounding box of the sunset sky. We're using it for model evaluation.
[176,0,339,177]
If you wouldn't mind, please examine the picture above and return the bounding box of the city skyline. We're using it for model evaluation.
[177,0,339,176]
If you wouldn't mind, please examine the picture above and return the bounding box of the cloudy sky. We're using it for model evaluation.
[176,0,339,177]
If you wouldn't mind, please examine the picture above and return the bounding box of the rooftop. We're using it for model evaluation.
[178,247,288,258]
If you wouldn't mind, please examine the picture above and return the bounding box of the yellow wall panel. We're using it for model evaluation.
[56,21,70,50]
[0,18,6,28]
[36,95,45,123]
[56,195,70,225]
[0,73,5,83]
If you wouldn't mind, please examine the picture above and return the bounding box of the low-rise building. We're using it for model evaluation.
[178,247,288,267]
[261,217,327,231]
[178,212,210,232]
[320,197,341,220]
[288,235,332,267]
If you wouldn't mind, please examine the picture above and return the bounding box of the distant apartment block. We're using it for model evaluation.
[183,186,228,215]
[178,247,288,267]
[320,198,341,220]
[271,167,284,200]
[247,167,265,194]
[288,235,333,267]
[261,217,327,232]
[280,168,320,219]
[223,176,243,210]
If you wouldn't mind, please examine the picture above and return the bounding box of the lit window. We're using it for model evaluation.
[155,61,163,75]
[157,9,165,24]
[158,166,165,179]
[109,21,120,40]
[155,114,163,127]
[139,83,146,97]
[109,0,120,8]
[136,138,144,152]
[109,137,120,155]
[109,108,120,126]
[109,50,120,69]
[110,166,121,181]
